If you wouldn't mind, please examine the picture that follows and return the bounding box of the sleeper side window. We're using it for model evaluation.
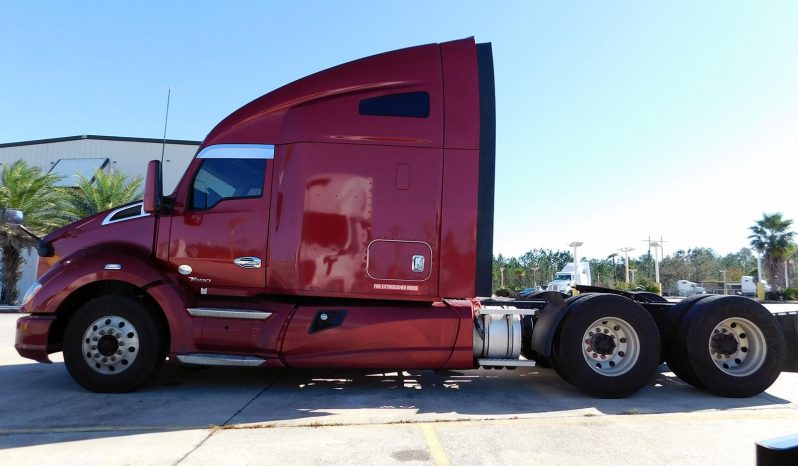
[359,91,430,118]
[191,158,266,209]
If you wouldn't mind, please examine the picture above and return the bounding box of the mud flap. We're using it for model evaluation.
[528,293,567,358]
[775,312,798,372]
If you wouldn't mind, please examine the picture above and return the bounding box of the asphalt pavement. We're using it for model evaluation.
[1,308,798,465]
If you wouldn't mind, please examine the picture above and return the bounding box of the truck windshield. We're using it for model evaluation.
[554,273,572,281]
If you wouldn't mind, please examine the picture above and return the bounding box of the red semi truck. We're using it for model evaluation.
[6,38,798,397]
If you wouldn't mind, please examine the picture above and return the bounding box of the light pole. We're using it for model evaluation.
[568,241,583,285]
[720,269,727,294]
[531,266,539,287]
[500,266,505,289]
[619,247,635,283]
[650,241,662,292]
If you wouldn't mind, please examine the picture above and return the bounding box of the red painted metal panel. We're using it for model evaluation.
[266,142,443,301]
[441,299,477,368]
[168,195,269,292]
[203,42,445,148]
[15,315,56,363]
[367,240,432,281]
[281,303,459,368]
[198,318,252,352]
[441,38,480,150]
[438,149,479,298]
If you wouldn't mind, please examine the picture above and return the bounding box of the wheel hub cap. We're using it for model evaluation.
[710,332,738,356]
[591,333,616,355]
[707,317,767,377]
[581,317,640,376]
[97,335,120,356]
[81,316,140,374]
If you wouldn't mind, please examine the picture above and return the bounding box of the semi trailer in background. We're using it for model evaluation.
[7,38,798,398]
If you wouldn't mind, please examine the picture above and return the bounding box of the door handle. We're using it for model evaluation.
[234,257,262,269]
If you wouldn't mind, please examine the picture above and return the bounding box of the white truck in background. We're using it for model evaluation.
[728,276,770,297]
[676,280,707,297]
[546,261,591,295]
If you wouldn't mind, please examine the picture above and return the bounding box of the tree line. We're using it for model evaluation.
[0,160,142,304]
[494,213,797,296]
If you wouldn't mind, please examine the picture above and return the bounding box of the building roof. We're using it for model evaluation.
[0,134,201,149]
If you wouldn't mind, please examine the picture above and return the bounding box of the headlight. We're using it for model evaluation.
[21,281,42,307]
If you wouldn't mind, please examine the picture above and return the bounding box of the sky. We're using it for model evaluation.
[2,1,797,261]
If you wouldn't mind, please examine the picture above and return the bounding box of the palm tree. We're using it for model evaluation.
[64,169,143,221]
[0,161,65,304]
[749,212,796,288]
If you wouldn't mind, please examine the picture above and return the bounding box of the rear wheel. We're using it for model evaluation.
[63,295,164,393]
[678,296,784,397]
[553,294,660,398]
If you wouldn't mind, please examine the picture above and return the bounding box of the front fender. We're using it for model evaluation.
[22,246,196,354]
[23,246,168,314]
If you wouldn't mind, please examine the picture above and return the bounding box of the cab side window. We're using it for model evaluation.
[191,158,266,209]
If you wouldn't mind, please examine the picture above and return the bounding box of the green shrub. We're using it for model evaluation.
[782,288,798,300]
[495,288,511,297]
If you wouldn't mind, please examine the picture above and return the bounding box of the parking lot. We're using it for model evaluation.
[1,308,798,465]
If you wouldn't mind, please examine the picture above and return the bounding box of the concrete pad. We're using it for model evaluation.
[0,429,208,466]
[225,367,798,428]
[182,424,434,465]
[435,413,798,465]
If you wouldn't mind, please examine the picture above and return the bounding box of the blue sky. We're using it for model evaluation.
[2,1,797,260]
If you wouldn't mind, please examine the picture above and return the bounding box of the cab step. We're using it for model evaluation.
[175,353,266,367]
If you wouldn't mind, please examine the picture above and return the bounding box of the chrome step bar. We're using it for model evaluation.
[175,353,267,367]
[478,358,538,367]
[186,307,272,320]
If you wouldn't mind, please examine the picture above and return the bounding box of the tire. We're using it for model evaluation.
[662,294,715,386]
[553,294,661,398]
[547,293,598,381]
[677,296,784,397]
[63,295,164,393]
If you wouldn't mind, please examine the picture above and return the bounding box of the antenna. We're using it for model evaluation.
[160,86,172,164]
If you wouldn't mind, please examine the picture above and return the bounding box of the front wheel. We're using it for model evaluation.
[63,295,164,393]
[553,294,661,398]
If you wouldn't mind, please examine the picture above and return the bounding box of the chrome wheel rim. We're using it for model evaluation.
[708,317,766,377]
[581,317,640,376]
[81,316,140,374]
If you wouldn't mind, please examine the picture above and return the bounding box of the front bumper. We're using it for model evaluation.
[15,315,56,363]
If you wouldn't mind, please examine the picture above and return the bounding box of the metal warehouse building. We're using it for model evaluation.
[0,135,201,302]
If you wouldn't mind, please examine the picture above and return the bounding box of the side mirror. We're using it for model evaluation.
[143,160,163,214]
[0,208,24,225]
[0,208,54,257]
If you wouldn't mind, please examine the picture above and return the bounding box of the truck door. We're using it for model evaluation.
[168,145,273,296]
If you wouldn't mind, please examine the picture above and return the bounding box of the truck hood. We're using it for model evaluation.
[38,202,156,278]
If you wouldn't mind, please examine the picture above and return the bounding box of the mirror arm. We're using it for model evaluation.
[17,225,54,257]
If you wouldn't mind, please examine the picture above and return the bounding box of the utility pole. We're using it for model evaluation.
[619,247,635,283]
